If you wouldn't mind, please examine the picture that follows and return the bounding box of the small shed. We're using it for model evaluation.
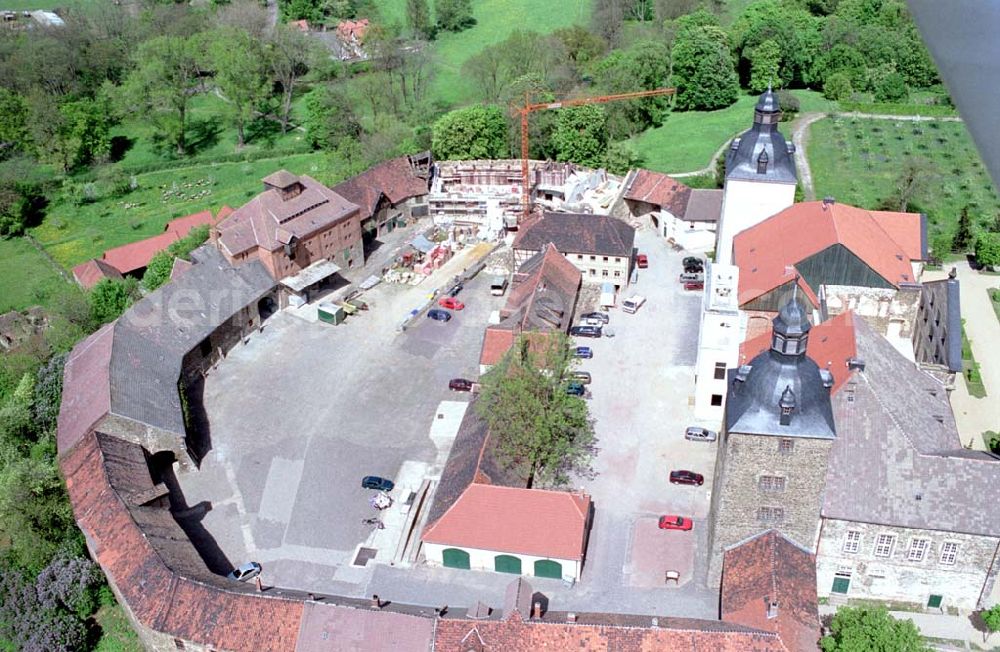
[317,303,346,325]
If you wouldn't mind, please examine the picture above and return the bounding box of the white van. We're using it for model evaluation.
[490,276,509,296]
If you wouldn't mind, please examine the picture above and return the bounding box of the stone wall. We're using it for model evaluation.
[816,518,1000,611]
[822,285,921,340]
[707,431,831,587]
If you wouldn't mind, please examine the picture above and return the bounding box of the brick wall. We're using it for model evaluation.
[707,431,831,586]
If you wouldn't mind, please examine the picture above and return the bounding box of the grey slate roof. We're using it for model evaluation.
[513,212,636,258]
[912,276,963,373]
[109,246,275,437]
[682,189,723,223]
[725,304,836,440]
[725,90,797,185]
[822,314,1000,536]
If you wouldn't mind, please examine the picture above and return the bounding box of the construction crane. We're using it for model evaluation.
[515,87,676,220]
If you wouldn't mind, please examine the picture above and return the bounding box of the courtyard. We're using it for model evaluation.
[172,221,718,618]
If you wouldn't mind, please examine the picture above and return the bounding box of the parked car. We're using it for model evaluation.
[449,378,474,392]
[438,296,465,310]
[447,282,464,297]
[573,346,593,359]
[658,515,693,531]
[682,256,704,272]
[361,476,395,491]
[565,381,586,396]
[570,371,592,384]
[427,308,452,322]
[669,470,704,486]
[570,325,602,338]
[636,253,649,268]
[622,295,646,314]
[227,561,262,582]
[683,281,704,291]
[679,271,704,283]
[580,311,610,324]
[684,426,718,442]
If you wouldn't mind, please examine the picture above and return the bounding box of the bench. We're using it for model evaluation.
[664,570,681,584]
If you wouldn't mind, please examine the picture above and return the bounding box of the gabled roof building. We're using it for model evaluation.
[622,169,722,252]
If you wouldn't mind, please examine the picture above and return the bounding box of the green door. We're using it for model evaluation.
[927,594,943,609]
[831,576,850,594]
[534,559,563,579]
[494,555,522,574]
[442,548,470,570]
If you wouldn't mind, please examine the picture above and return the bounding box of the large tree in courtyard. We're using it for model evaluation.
[476,333,596,488]
[821,606,928,652]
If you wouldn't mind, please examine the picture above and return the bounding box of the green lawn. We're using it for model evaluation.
[0,237,77,314]
[93,604,143,652]
[31,152,326,268]
[631,90,835,175]
[0,0,68,10]
[807,117,1000,244]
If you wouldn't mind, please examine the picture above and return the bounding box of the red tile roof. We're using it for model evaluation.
[721,530,821,652]
[422,484,590,560]
[296,601,434,652]
[164,208,223,238]
[101,231,179,274]
[72,258,123,289]
[740,311,857,394]
[336,18,369,40]
[57,323,113,452]
[623,169,692,217]
[331,156,428,221]
[479,328,516,367]
[434,618,784,651]
[734,201,923,305]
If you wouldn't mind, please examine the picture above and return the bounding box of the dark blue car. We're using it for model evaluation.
[427,308,452,322]
[361,476,395,491]
[574,346,593,359]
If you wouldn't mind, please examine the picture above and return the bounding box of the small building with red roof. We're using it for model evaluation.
[71,258,123,289]
[332,154,429,243]
[622,169,722,252]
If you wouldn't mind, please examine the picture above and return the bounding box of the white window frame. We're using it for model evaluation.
[907,538,930,562]
[758,475,786,493]
[874,534,896,558]
[842,530,862,554]
[940,542,959,565]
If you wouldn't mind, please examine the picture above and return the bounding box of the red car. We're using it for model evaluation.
[669,470,704,486]
[683,281,704,291]
[658,515,693,531]
[439,296,465,310]
[636,253,649,268]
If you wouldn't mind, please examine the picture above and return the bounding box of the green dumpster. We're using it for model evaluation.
[317,303,345,325]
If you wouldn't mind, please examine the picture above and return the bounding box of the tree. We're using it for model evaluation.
[437,0,475,32]
[880,156,935,212]
[125,35,203,155]
[406,0,434,40]
[672,25,740,111]
[875,71,908,103]
[303,85,362,150]
[0,180,46,238]
[729,0,819,87]
[982,603,1000,642]
[33,353,65,433]
[431,105,507,160]
[823,71,853,101]
[267,24,316,133]
[604,140,643,175]
[552,25,607,70]
[0,90,31,160]
[953,205,976,252]
[749,39,782,92]
[475,334,596,487]
[594,41,671,139]
[89,278,140,325]
[207,28,271,149]
[591,0,625,48]
[820,606,928,652]
[552,105,609,168]
[142,225,210,291]
[975,232,1000,268]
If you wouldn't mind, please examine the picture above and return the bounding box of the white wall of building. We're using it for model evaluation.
[422,542,582,582]
[660,210,716,253]
[694,264,743,424]
[715,179,795,265]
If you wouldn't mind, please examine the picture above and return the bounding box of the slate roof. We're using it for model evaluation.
[72,258,123,289]
[424,401,527,528]
[683,189,724,223]
[623,169,692,217]
[822,314,1000,536]
[332,156,428,220]
[296,601,434,652]
[721,530,821,652]
[422,484,591,560]
[216,173,360,257]
[740,311,857,395]
[58,247,275,452]
[512,212,635,258]
[912,276,963,373]
[726,302,837,440]
[726,89,797,184]
[734,201,925,305]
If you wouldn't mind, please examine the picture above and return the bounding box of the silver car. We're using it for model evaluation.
[684,426,718,442]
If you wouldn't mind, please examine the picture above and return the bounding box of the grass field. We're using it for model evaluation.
[807,117,1000,244]
[0,237,77,314]
[93,604,143,652]
[31,152,326,268]
[0,1,66,10]
[631,90,836,174]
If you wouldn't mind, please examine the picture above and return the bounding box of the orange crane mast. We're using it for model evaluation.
[516,87,675,220]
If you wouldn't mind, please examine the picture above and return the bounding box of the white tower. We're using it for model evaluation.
[715,89,797,265]
[693,262,743,423]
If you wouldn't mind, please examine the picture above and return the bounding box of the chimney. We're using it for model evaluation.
[532,601,542,620]
[567,612,577,623]
[822,196,835,208]
[847,357,866,372]
[766,600,779,619]
[819,369,834,389]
